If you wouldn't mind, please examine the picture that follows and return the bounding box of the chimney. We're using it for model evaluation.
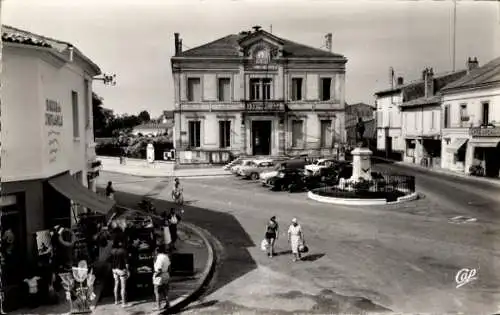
[396,77,404,86]
[179,39,183,54]
[424,67,434,98]
[252,25,261,32]
[325,33,332,52]
[174,33,180,56]
[466,57,479,72]
[68,45,74,62]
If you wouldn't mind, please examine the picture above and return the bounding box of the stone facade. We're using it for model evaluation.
[171,28,347,164]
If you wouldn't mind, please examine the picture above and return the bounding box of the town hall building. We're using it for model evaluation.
[170,26,347,164]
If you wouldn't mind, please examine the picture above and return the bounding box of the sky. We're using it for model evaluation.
[2,0,500,117]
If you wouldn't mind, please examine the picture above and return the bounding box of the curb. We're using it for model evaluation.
[372,157,500,188]
[169,222,217,312]
[307,190,419,206]
[102,170,231,179]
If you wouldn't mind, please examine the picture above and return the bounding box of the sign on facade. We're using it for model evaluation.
[245,102,284,112]
[46,99,63,163]
[470,127,500,137]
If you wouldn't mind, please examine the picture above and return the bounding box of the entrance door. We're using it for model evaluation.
[385,136,392,158]
[252,120,272,156]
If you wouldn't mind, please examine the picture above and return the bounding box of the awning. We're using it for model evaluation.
[49,174,115,214]
[446,138,468,153]
[469,138,500,148]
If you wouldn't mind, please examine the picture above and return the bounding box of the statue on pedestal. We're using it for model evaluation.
[355,117,366,148]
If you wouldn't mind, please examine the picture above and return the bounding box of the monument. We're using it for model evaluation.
[146,143,155,164]
[350,118,372,182]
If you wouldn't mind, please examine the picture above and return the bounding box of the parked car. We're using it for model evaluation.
[266,169,307,192]
[239,160,276,180]
[231,159,255,175]
[223,157,244,170]
[305,158,338,175]
[304,167,340,189]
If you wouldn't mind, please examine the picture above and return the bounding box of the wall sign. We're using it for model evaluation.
[46,99,63,163]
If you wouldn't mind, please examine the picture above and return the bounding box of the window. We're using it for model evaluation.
[72,91,79,138]
[250,78,260,100]
[444,105,450,128]
[188,121,201,148]
[320,78,332,101]
[218,78,231,102]
[320,120,332,147]
[406,139,416,157]
[187,78,201,102]
[249,78,272,100]
[291,78,303,101]
[291,120,303,147]
[84,79,90,128]
[482,102,490,125]
[219,120,231,148]
[460,103,468,127]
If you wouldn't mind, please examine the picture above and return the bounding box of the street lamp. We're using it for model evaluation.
[93,74,116,86]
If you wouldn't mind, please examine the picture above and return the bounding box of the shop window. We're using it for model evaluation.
[406,139,416,157]
[320,78,331,101]
[291,78,303,101]
[187,78,201,102]
[188,121,201,148]
[459,103,469,127]
[292,120,304,147]
[1,193,26,288]
[72,91,79,138]
[219,120,231,148]
[218,78,231,102]
[320,120,332,147]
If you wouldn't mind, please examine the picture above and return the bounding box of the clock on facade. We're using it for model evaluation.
[255,49,270,64]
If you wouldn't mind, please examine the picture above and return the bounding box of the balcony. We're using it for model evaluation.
[243,100,286,113]
[470,126,500,137]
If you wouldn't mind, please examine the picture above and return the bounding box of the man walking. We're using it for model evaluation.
[171,178,184,213]
[153,245,171,312]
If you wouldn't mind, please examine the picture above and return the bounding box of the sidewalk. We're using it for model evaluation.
[373,156,500,188]
[11,222,215,315]
[98,156,231,178]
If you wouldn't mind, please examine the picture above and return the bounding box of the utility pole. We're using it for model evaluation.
[270,24,273,34]
[452,0,457,72]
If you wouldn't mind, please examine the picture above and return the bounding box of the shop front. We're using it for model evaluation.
[0,172,115,312]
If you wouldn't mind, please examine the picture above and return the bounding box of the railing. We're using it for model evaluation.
[243,100,286,113]
[311,173,416,202]
[470,126,500,137]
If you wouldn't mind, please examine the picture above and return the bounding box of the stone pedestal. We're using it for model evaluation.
[350,147,373,182]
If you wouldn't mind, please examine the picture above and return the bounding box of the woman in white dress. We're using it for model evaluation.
[287,218,304,262]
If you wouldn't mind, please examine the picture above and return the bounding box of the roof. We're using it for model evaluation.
[441,56,500,92]
[178,30,345,59]
[133,123,172,130]
[400,95,442,108]
[374,70,467,97]
[2,25,101,75]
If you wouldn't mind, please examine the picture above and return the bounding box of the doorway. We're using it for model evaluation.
[252,120,272,156]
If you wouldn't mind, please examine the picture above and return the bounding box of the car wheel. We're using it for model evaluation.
[250,173,259,180]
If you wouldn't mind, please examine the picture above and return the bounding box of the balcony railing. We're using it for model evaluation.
[243,100,286,113]
[470,126,500,137]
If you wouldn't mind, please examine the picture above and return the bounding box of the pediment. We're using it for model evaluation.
[239,31,284,61]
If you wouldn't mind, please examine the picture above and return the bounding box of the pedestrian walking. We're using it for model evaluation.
[167,208,181,250]
[108,239,129,307]
[171,178,184,213]
[265,216,279,258]
[287,218,305,262]
[105,181,115,200]
[153,245,171,312]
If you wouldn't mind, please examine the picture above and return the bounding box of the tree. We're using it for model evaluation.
[93,92,114,138]
[138,110,151,123]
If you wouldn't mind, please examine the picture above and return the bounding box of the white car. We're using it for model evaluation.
[223,157,244,170]
[231,159,256,176]
[305,158,336,175]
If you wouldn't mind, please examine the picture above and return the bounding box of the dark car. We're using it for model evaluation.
[267,169,306,192]
[304,167,340,189]
[279,158,308,170]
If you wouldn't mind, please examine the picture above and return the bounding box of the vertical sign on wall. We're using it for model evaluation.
[46,99,63,163]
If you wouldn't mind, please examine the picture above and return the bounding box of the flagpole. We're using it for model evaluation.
[452,0,457,72]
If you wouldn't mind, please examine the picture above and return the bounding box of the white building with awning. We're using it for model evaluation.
[441,57,500,177]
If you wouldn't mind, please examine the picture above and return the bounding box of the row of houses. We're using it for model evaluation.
[375,57,500,178]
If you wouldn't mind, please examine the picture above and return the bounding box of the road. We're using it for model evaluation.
[98,162,500,315]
